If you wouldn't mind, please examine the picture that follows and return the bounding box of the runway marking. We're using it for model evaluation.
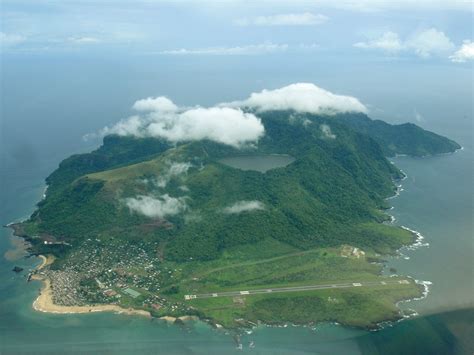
[184,280,410,300]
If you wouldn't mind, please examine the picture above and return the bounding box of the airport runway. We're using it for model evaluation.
[184,279,410,300]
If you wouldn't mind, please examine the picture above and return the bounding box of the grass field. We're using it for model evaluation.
[158,238,422,328]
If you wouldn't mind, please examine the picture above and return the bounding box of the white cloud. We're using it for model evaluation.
[327,0,471,12]
[223,200,265,214]
[298,43,320,50]
[68,36,101,44]
[236,12,328,26]
[99,83,367,146]
[159,43,288,55]
[133,96,178,112]
[224,83,368,115]
[354,32,403,52]
[406,28,454,58]
[146,107,264,147]
[320,124,336,139]
[227,0,472,12]
[125,194,187,218]
[168,162,192,176]
[103,115,144,137]
[0,32,26,46]
[150,162,192,188]
[354,28,455,58]
[450,40,474,63]
[414,109,424,122]
[102,97,265,148]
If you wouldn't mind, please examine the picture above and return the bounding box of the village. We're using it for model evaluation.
[33,238,191,316]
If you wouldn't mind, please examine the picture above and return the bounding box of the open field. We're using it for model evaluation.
[184,279,410,299]
[157,238,422,328]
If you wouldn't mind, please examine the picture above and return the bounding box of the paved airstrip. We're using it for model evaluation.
[184,279,410,300]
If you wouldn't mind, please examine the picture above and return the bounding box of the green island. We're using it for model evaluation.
[11,111,460,329]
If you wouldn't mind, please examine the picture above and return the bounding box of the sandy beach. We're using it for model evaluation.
[31,254,151,317]
[32,277,151,317]
[36,254,55,270]
[30,255,196,321]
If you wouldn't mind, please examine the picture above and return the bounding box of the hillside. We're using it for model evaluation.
[13,111,459,328]
[334,113,461,157]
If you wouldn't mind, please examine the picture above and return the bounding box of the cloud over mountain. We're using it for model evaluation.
[320,124,336,139]
[102,97,265,148]
[223,201,265,214]
[97,83,369,146]
[132,96,178,112]
[224,83,368,114]
[151,162,192,188]
[125,194,187,218]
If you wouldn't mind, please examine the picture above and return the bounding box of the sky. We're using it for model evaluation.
[1,0,473,63]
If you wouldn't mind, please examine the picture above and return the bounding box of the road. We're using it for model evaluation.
[184,279,410,300]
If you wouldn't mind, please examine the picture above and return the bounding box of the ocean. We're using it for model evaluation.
[1,53,472,354]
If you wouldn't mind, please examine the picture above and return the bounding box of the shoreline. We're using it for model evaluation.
[31,275,152,317]
[30,260,196,323]
[31,254,152,317]
[36,254,55,270]
[383,171,433,314]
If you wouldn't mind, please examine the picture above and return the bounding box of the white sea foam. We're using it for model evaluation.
[401,226,430,250]
[400,169,408,181]
[42,186,48,200]
[413,280,432,301]
[391,278,432,325]
[386,184,404,200]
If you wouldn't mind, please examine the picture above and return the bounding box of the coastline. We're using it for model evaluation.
[31,253,152,317]
[37,254,55,270]
[30,254,197,323]
[384,170,433,316]
[31,275,152,317]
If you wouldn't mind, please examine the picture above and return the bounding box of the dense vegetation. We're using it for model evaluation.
[333,113,461,157]
[21,111,459,262]
[45,135,171,195]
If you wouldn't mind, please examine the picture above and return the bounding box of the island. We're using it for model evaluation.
[10,108,460,330]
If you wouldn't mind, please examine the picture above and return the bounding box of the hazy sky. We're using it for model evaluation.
[1,0,473,63]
